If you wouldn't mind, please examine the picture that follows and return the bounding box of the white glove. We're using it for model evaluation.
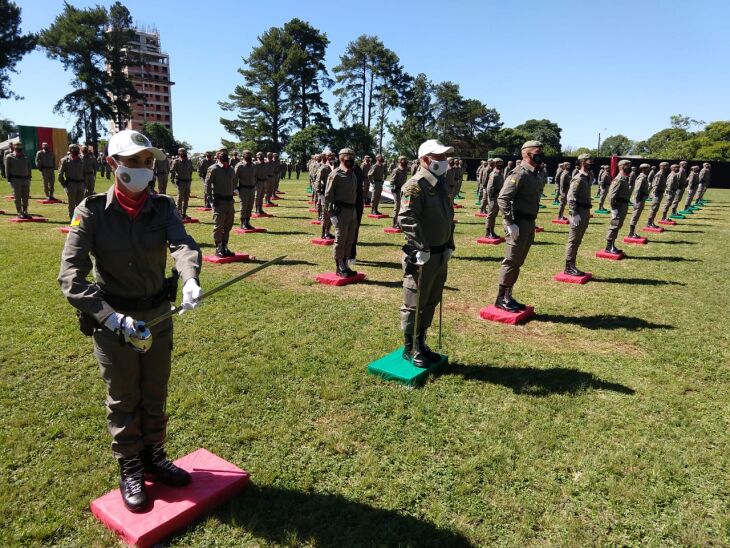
[179,278,203,314]
[103,312,152,353]
[506,223,520,240]
[444,248,454,261]
[571,214,581,228]
[414,251,431,265]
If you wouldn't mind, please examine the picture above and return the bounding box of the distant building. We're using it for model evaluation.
[112,27,174,133]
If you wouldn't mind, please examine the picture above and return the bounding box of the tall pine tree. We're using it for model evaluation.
[106,1,143,132]
[0,0,36,100]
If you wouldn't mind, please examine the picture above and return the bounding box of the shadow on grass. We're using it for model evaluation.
[592,277,686,286]
[627,255,701,262]
[358,241,401,248]
[360,279,402,288]
[216,485,473,547]
[247,258,316,267]
[357,260,401,270]
[452,255,502,263]
[534,313,674,330]
[263,230,309,236]
[649,240,697,245]
[531,240,558,246]
[442,363,634,396]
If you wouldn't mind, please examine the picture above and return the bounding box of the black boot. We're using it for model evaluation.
[505,286,527,311]
[564,261,584,277]
[215,243,226,258]
[417,330,441,363]
[223,240,235,257]
[402,332,428,367]
[606,239,622,254]
[244,219,255,230]
[141,442,191,487]
[343,259,356,277]
[321,225,327,239]
[336,259,347,278]
[119,454,150,512]
[627,225,637,238]
[495,285,520,312]
[240,219,245,229]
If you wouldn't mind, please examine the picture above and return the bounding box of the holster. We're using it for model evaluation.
[76,310,100,337]
[163,268,179,302]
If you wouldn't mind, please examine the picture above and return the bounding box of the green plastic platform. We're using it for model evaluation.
[367,347,448,387]
[669,213,686,220]
[594,208,609,214]
[538,204,546,209]
[678,209,694,215]
[474,200,481,205]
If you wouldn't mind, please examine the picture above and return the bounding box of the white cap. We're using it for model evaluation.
[418,139,454,158]
[108,129,165,160]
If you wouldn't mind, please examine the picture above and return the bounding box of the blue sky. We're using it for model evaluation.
[4,0,729,152]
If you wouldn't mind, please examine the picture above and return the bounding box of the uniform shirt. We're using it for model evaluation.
[153,157,170,174]
[686,171,699,189]
[567,170,593,215]
[198,157,214,178]
[677,167,688,188]
[665,171,680,194]
[632,173,650,201]
[234,161,257,188]
[628,171,638,188]
[58,186,201,323]
[324,166,357,207]
[648,168,656,183]
[264,159,275,180]
[608,174,631,208]
[486,169,504,201]
[82,153,98,174]
[558,169,572,194]
[497,162,543,223]
[230,156,240,167]
[653,170,668,195]
[389,166,409,189]
[698,167,710,186]
[554,167,563,184]
[171,158,193,181]
[58,155,85,185]
[272,160,280,176]
[205,162,236,198]
[360,161,372,181]
[368,162,386,182]
[444,166,456,192]
[398,166,455,252]
[314,163,333,193]
[4,153,31,179]
[35,149,55,170]
[598,170,610,188]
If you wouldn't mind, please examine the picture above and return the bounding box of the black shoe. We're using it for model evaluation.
[215,245,226,258]
[335,260,348,278]
[244,221,255,230]
[324,232,334,240]
[224,247,235,257]
[417,331,441,363]
[402,335,428,368]
[141,443,191,487]
[504,287,526,310]
[119,454,150,512]
[240,221,245,229]
[606,240,622,255]
[564,262,585,277]
[495,286,521,312]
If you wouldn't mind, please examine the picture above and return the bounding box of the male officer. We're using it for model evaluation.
[626,163,651,238]
[360,154,373,205]
[445,157,457,202]
[35,142,56,200]
[324,149,359,277]
[484,158,504,239]
[58,129,202,513]
[272,152,282,196]
[556,161,572,220]
[254,151,268,214]
[605,159,632,255]
[205,148,237,257]
[58,144,86,221]
[478,159,494,213]
[264,151,276,206]
[670,160,689,215]
[564,154,593,276]
[153,154,170,194]
[597,163,611,210]
[368,153,387,215]
[696,163,711,203]
[170,148,194,219]
[234,149,258,230]
[494,141,544,311]
[398,139,454,367]
[683,165,700,210]
[389,155,409,228]
[646,162,670,228]
[198,151,214,207]
[504,160,515,177]
[230,150,240,168]
[82,145,99,197]
[661,164,681,221]
[315,152,335,239]
[4,141,32,219]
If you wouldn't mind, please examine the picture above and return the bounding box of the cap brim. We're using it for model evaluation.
[420,144,454,157]
[116,144,166,161]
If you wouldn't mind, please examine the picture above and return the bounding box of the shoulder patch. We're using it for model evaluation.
[402,182,421,197]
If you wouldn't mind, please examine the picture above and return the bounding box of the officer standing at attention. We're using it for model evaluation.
[264,152,276,206]
[398,139,455,367]
[605,159,632,255]
[695,163,711,203]
[484,158,505,239]
[82,145,99,197]
[360,154,373,206]
[324,148,359,277]
[152,154,170,194]
[4,141,32,219]
[597,163,611,210]
[315,152,335,240]
[368,153,387,215]
[205,148,237,257]
[59,144,87,221]
[388,155,409,229]
[234,149,258,230]
[626,163,651,238]
[670,160,689,215]
[628,166,638,193]
[230,150,240,168]
[198,151,214,207]
[494,141,544,312]
[254,151,268,215]
[556,161,572,220]
[58,129,202,513]
[170,148,193,219]
[661,164,681,221]
[683,165,700,210]
[564,154,593,277]
[35,142,56,200]
[646,162,669,228]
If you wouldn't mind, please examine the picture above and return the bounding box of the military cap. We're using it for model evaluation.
[339,148,355,156]
[639,163,650,169]
[521,140,543,149]
[659,161,669,167]
[577,153,592,160]
[679,160,687,164]
[69,143,80,151]
[670,164,679,168]
[242,149,251,155]
[447,157,454,161]
[703,162,710,167]
[398,155,407,161]
[617,159,631,167]
[178,147,186,153]
[493,157,504,163]
[691,165,700,170]
[418,139,453,158]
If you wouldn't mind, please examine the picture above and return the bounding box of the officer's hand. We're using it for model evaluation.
[571,214,581,228]
[506,223,520,240]
[414,251,431,265]
[103,312,152,353]
[444,248,454,261]
[179,279,203,315]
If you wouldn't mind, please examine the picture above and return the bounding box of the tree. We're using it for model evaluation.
[0,1,36,100]
[669,114,705,131]
[599,134,634,156]
[106,1,143,131]
[40,2,113,151]
[0,118,17,140]
[388,73,437,158]
[284,124,331,164]
[433,81,463,144]
[491,127,531,156]
[283,19,332,131]
[220,26,292,153]
[330,124,374,158]
[142,122,189,154]
[514,119,562,155]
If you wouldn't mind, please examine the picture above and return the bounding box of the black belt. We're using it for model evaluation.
[101,289,166,312]
[213,194,233,201]
[429,244,447,253]
[177,178,191,182]
[514,211,537,221]
[66,178,84,183]
[335,201,355,208]
[576,201,592,209]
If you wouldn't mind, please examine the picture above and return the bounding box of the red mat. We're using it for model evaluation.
[310,220,322,225]
[534,226,544,233]
[59,226,70,234]
[0,210,5,214]
[474,212,487,217]
[234,227,267,234]
[194,207,212,212]
[203,253,251,264]
[90,448,249,548]
[315,272,366,286]
[8,217,47,223]
[476,237,505,245]
[182,218,199,224]
[307,200,314,205]
[384,227,402,234]
[251,213,273,218]
[453,203,464,209]
[658,219,676,226]
[595,250,625,260]
[311,238,334,246]
[642,226,664,233]
[263,203,278,207]
[367,213,389,219]
[308,208,318,213]
[5,195,14,200]
[623,236,648,245]
[38,199,64,204]
[479,305,535,325]
[271,196,281,200]
[553,272,592,284]
[551,219,569,225]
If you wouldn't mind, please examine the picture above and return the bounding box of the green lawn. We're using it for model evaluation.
[1,173,728,546]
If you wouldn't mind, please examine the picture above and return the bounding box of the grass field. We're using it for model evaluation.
[1,172,728,547]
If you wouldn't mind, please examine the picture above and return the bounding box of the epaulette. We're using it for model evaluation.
[85,192,106,201]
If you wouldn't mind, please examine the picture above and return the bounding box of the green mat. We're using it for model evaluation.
[594,208,609,214]
[678,209,694,215]
[669,213,686,220]
[367,347,448,387]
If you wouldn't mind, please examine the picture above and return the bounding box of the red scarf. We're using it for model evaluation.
[114,185,148,219]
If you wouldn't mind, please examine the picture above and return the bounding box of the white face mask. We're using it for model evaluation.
[427,158,448,176]
[115,163,153,192]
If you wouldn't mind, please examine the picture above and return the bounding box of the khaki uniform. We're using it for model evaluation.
[205,162,236,247]
[82,153,99,197]
[484,169,504,234]
[234,161,257,223]
[368,162,386,211]
[315,163,333,232]
[360,161,372,204]
[170,158,193,216]
[647,170,668,224]
[478,166,493,213]
[153,157,170,194]
[597,169,611,209]
[264,160,276,203]
[696,167,710,203]
[671,167,688,213]
[198,157,214,207]
[557,169,572,218]
[398,167,454,335]
[59,154,86,219]
[58,188,200,459]
[445,166,457,200]
[628,170,638,193]
[389,165,409,227]
[453,164,463,197]
[35,149,56,197]
[230,155,240,168]
[324,167,358,261]
[565,171,593,263]
[662,172,680,218]
[254,159,268,212]
[4,153,32,214]
[497,163,541,287]
[273,159,281,193]
[683,171,699,210]
[629,173,650,229]
[607,174,631,241]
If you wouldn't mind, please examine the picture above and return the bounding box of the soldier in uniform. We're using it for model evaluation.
[597,163,611,210]
[661,164,681,221]
[234,149,257,230]
[347,157,366,268]
[695,163,711,204]
[272,152,281,196]
[556,161,572,220]
[170,148,193,219]
[478,159,494,213]
[368,153,387,215]
[504,160,515,177]
[198,151,214,207]
[230,150,240,168]
[670,160,689,215]
[484,158,505,239]
[35,142,56,200]
[82,145,99,197]
[605,159,632,255]
[398,139,455,367]
[324,148,359,277]
[264,152,276,206]
[564,154,594,276]
[646,162,670,228]
[254,151,268,214]
[627,163,651,238]
[59,144,87,221]
[152,154,170,194]
[683,165,700,210]
[315,152,335,239]
[494,141,544,312]
[628,166,638,194]
[445,157,457,203]
[389,155,409,228]
[648,165,657,189]
[58,129,202,512]
[205,148,237,257]
[360,154,372,206]
[4,141,32,219]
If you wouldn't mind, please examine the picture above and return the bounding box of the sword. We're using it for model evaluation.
[411,263,423,365]
[146,255,287,328]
